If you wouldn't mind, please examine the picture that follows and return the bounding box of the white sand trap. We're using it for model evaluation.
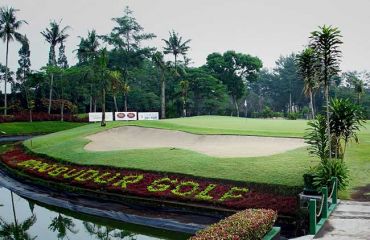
[85,126,306,158]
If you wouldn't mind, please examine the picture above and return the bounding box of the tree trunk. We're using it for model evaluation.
[61,83,64,121]
[161,72,166,119]
[4,38,9,115]
[182,97,186,117]
[93,97,97,112]
[358,93,361,105]
[89,84,93,112]
[60,100,64,122]
[309,90,315,119]
[325,84,331,159]
[174,54,177,75]
[233,96,239,117]
[11,191,18,236]
[289,92,292,113]
[124,93,128,112]
[101,89,106,127]
[48,74,54,114]
[113,95,118,112]
[29,109,32,123]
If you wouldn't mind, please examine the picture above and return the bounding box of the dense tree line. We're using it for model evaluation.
[0,6,369,121]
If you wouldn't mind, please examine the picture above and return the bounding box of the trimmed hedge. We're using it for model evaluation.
[0,112,88,123]
[190,209,277,240]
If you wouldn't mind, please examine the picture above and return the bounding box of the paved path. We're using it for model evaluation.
[314,200,370,240]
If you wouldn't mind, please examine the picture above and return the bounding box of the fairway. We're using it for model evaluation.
[23,116,370,198]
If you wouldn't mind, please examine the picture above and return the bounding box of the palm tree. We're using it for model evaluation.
[41,20,70,114]
[309,25,343,157]
[0,6,27,115]
[49,214,78,239]
[76,30,100,112]
[109,70,122,112]
[296,47,318,119]
[162,30,191,74]
[152,51,167,119]
[345,72,365,105]
[95,48,110,126]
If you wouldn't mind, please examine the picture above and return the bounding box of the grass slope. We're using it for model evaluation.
[0,121,86,136]
[22,116,370,198]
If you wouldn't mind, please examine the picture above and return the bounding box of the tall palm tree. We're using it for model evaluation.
[309,25,343,157]
[41,20,70,114]
[96,48,110,126]
[76,30,100,112]
[296,47,318,119]
[162,30,191,74]
[49,213,78,240]
[152,51,167,119]
[0,6,27,115]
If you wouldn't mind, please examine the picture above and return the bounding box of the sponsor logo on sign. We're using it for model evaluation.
[115,112,137,121]
[117,113,125,118]
[127,113,136,118]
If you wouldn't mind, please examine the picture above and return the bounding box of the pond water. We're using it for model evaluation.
[0,186,191,240]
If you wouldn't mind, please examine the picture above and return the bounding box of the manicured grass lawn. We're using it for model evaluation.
[162,116,307,138]
[0,121,87,136]
[21,116,370,198]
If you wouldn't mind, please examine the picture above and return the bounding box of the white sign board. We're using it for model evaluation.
[138,112,159,120]
[115,112,137,121]
[89,112,113,122]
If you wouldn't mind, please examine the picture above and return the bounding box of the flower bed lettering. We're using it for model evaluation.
[1,148,298,214]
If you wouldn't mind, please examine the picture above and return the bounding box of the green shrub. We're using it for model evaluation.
[287,112,299,120]
[305,114,329,161]
[313,159,349,191]
[190,209,277,240]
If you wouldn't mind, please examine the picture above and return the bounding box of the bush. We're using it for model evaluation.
[287,112,299,120]
[313,159,349,191]
[0,112,88,123]
[190,209,277,240]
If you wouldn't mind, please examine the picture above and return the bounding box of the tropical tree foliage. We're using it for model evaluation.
[162,30,191,73]
[40,20,70,114]
[0,6,27,115]
[309,25,343,157]
[296,47,317,119]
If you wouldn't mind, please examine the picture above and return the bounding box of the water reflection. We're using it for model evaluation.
[84,222,136,240]
[0,191,37,240]
[0,187,190,240]
[49,214,78,239]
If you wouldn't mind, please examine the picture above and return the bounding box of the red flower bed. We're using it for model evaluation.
[191,209,277,240]
[0,147,298,215]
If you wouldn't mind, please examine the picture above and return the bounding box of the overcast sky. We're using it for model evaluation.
[1,0,370,74]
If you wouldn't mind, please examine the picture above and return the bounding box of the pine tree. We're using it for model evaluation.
[16,37,33,121]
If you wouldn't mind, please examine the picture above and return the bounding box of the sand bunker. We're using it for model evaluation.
[85,126,306,158]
